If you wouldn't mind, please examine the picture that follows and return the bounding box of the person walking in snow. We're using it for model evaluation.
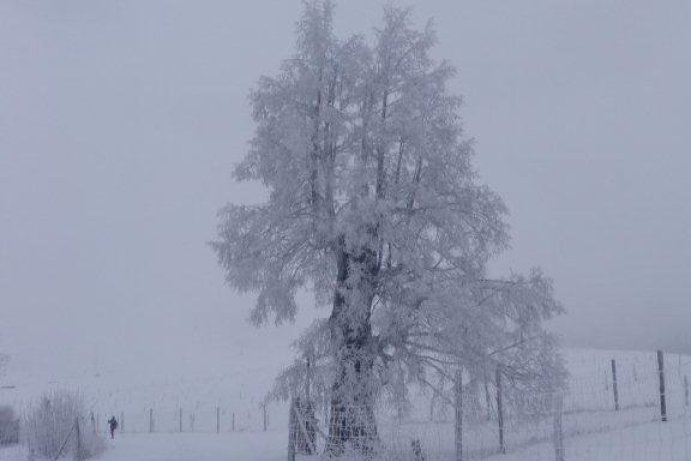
[108,416,118,439]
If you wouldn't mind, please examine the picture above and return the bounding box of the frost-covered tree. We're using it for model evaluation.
[213,1,565,455]
[22,390,105,460]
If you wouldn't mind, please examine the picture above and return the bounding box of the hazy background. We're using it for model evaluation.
[1,0,689,385]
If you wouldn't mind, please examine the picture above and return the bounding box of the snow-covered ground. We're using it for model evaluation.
[2,420,689,461]
[0,432,287,461]
[2,348,691,460]
[98,432,288,461]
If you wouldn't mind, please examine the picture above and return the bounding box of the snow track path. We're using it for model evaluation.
[99,432,287,461]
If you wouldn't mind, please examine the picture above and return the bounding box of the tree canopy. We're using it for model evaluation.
[213,0,565,452]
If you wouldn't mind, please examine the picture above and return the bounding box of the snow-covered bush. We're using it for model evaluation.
[22,390,104,460]
[0,405,19,445]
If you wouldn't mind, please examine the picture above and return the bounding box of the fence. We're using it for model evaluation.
[6,350,690,460]
[94,404,273,435]
[286,350,691,460]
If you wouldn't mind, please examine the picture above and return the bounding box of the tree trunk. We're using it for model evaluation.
[326,240,379,456]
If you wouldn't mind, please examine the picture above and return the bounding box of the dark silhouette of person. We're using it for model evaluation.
[108,416,118,439]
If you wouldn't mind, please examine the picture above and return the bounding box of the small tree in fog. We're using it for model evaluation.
[213,1,565,454]
[0,406,19,446]
[22,390,104,460]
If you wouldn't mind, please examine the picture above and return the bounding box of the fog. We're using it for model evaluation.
[1,0,689,383]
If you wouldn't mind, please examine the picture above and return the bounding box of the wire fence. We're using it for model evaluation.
[87,404,271,435]
[5,350,691,460]
[285,350,691,460]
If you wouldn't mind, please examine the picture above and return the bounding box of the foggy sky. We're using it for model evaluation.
[1,0,690,384]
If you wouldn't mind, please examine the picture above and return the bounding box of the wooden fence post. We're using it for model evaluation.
[657,350,667,422]
[75,417,82,461]
[216,407,220,434]
[454,369,463,461]
[553,393,565,461]
[232,412,235,432]
[120,411,124,433]
[484,373,492,422]
[496,366,505,454]
[685,375,689,407]
[179,408,183,433]
[263,403,267,431]
[292,398,316,455]
[611,359,620,411]
[287,400,296,461]
[149,408,153,433]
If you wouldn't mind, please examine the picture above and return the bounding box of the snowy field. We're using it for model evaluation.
[0,432,287,461]
[99,432,288,461]
[1,421,689,461]
[2,348,691,460]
